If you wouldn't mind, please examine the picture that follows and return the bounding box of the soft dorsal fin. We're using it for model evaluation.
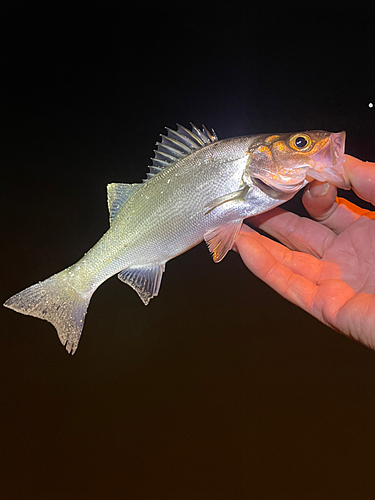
[107,182,142,224]
[143,123,218,182]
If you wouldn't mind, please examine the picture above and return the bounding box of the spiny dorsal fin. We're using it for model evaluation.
[107,182,142,224]
[143,123,218,182]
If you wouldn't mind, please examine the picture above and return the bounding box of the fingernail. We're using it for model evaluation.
[308,182,330,197]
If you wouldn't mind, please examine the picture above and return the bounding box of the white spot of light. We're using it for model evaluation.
[369,103,374,108]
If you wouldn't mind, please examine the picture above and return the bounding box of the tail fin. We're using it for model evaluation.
[4,271,93,354]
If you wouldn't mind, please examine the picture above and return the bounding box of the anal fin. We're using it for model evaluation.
[204,220,243,263]
[118,264,166,305]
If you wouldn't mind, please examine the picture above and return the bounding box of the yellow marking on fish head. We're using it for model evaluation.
[264,134,280,145]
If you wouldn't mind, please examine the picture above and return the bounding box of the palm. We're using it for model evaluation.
[236,204,375,350]
[323,217,375,293]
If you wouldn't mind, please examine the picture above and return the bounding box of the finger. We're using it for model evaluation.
[236,227,355,325]
[238,225,341,283]
[303,180,375,234]
[304,194,370,233]
[344,155,375,205]
[302,181,338,221]
[236,227,318,313]
[246,208,336,258]
[302,156,375,234]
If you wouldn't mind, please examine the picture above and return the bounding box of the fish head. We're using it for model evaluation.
[243,130,349,194]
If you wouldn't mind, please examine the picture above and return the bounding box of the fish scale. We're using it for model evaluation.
[4,123,348,354]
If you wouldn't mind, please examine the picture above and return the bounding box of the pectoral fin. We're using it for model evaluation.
[204,187,249,215]
[118,264,166,305]
[204,220,243,263]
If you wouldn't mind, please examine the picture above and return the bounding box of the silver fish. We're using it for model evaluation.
[4,124,348,353]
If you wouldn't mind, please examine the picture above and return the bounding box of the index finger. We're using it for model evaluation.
[246,208,335,258]
[344,155,375,206]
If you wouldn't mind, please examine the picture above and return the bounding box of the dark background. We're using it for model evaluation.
[2,4,375,499]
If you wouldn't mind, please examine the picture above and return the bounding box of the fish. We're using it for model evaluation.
[4,123,349,354]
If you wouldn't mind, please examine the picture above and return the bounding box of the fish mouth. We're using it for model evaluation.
[334,131,346,158]
[305,131,350,189]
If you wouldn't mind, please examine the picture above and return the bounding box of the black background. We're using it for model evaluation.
[2,4,375,499]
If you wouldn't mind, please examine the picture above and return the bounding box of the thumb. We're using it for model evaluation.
[302,181,337,221]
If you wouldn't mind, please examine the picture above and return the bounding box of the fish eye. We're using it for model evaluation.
[295,136,307,148]
[289,133,312,152]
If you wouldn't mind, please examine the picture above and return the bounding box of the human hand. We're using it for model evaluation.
[236,155,375,350]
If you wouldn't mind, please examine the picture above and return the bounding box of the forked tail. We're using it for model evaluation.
[4,270,94,354]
